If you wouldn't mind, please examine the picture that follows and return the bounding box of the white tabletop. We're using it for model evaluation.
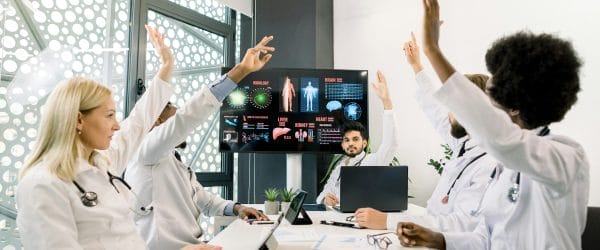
[209,204,427,250]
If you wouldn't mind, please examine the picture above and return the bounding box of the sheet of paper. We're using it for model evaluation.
[273,228,320,242]
[311,234,369,250]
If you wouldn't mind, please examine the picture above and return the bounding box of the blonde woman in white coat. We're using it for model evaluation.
[16,26,195,250]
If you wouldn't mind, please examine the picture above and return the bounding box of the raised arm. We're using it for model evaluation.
[370,71,398,165]
[227,36,274,83]
[371,70,393,110]
[421,0,455,83]
[151,25,174,82]
[405,32,424,74]
[136,36,275,165]
[405,33,461,148]
[106,25,174,174]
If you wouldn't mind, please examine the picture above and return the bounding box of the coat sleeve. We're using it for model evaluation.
[369,110,399,165]
[105,77,173,175]
[414,70,462,149]
[434,73,587,194]
[194,182,232,216]
[316,163,342,203]
[443,218,490,250]
[137,84,221,165]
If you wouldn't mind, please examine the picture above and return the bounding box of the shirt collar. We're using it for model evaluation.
[343,151,367,165]
[76,151,110,175]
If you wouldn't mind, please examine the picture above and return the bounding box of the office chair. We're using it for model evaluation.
[582,206,600,250]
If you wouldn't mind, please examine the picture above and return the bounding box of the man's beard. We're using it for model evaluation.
[450,123,467,139]
[344,146,363,157]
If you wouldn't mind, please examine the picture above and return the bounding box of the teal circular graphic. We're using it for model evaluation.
[344,102,362,120]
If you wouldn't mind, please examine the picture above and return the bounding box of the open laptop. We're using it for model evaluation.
[335,166,408,213]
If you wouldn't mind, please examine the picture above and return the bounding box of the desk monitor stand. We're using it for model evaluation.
[285,190,313,225]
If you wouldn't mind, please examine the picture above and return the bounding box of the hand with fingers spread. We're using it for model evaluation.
[354,207,387,229]
[145,25,174,82]
[323,193,339,206]
[371,70,393,110]
[228,36,276,83]
[397,221,446,249]
[403,32,424,73]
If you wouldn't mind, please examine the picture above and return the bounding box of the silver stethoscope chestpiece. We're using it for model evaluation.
[81,191,98,207]
[507,183,520,203]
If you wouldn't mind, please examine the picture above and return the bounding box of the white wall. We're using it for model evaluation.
[334,0,600,207]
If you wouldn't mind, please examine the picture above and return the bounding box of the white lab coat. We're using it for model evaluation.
[125,78,234,250]
[386,71,497,232]
[437,73,589,249]
[316,110,398,204]
[16,77,173,250]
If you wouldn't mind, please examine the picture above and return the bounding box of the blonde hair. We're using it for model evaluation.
[464,74,490,91]
[20,77,112,181]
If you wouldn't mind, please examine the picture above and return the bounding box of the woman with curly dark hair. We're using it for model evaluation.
[395,0,589,249]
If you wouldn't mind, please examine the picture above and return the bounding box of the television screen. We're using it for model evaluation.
[219,68,369,153]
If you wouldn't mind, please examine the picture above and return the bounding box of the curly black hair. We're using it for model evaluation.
[342,121,368,140]
[485,31,582,129]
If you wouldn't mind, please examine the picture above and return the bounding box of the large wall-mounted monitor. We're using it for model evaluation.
[219,68,369,153]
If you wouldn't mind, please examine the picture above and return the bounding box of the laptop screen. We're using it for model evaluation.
[339,166,408,213]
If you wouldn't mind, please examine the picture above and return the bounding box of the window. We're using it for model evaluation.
[0,0,242,246]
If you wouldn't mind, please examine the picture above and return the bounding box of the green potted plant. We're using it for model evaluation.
[280,188,297,214]
[427,144,453,175]
[264,187,280,215]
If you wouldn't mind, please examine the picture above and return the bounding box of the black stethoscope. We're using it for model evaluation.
[72,171,153,215]
[470,126,550,216]
[336,152,368,184]
[441,139,487,204]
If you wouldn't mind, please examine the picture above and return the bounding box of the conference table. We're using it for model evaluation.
[209,203,427,250]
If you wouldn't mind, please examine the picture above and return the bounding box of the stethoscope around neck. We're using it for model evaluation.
[470,126,550,216]
[72,171,153,216]
[336,152,368,184]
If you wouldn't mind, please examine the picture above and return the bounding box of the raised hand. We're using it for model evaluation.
[403,32,424,73]
[371,70,393,110]
[145,25,174,82]
[397,221,445,249]
[228,36,276,83]
[421,0,441,53]
[420,0,455,82]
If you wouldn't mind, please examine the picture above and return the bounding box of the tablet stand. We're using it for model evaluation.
[290,206,312,225]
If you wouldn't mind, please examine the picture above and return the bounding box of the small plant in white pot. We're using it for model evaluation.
[280,188,297,214]
[264,187,280,215]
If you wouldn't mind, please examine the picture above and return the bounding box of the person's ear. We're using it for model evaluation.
[77,112,84,133]
[508,109,520,117]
